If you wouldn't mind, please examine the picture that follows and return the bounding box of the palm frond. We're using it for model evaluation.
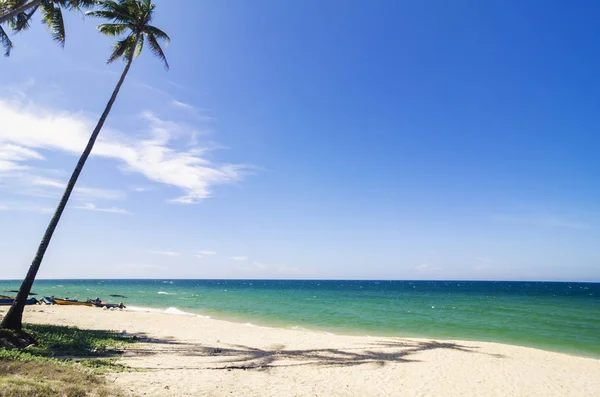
[41,2,66,46]
[145,31,168,69]
[11,4,39,32]
[106,33,134,64]
[63,0,98,11]
[0,24,14,57]
[97,22,128,36]
[143,24,168,45]
[87,0,131,23]
[92,0,169,70]
[1,0,29,12]
[134,31,143,56]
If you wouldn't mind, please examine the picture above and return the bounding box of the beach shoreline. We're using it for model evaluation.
[2,305,599,396]
[124,303,600,360]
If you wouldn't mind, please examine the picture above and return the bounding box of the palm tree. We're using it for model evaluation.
[1,0,169,330]
[0,0,97,56]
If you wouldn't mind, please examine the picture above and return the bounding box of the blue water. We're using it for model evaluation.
[1,279,598,358]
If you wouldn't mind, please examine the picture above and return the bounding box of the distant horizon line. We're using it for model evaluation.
[1,278,598,283]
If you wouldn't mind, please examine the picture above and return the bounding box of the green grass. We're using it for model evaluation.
[23,323,135,358]
[0,323,138,396]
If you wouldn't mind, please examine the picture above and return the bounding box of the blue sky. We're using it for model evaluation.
[1,0,599,281]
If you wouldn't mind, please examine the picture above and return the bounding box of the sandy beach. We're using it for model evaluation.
[3,305,599,396]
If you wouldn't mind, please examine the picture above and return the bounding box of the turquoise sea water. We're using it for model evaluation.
[1,279,598,358]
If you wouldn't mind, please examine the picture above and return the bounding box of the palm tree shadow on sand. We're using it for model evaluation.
[123,336,505,372]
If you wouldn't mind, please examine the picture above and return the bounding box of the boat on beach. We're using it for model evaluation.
[53,298,93,306]
[0,295,39,305]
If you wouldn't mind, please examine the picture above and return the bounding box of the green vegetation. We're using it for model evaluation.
[0,323,138,396]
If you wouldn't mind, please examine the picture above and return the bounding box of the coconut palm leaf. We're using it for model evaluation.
[0,0,98,55]
[88,0,169,68]
[0,24,13,56]
[41,2,65,45]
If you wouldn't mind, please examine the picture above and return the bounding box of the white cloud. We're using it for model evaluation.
[171,99,215,123]
[230,256,248,261]
[195,250,217,259]
[150,251,181,257]
[0,144,44,171]
[171,99,195,110]
[31,177,64,188]
[4,173,126,202]
[0,201,54,214]
[130,186,152,192]
[0,98,249,204]
[74,203,131,215]
[74,187,125,201]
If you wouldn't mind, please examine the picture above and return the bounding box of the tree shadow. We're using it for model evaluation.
[123,337,504,372]
[18,323,139,359]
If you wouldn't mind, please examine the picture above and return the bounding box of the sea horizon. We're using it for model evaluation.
[3,278,599,283]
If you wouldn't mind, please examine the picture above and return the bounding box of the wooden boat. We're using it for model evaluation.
[53,298,92,306]
[0,297,38,306]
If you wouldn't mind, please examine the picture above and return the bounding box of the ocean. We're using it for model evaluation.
[1,279,598,358]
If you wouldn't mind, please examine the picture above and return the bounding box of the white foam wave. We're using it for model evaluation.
[125,305,210,319]
[157,291,174,295]
[163,307,195,316]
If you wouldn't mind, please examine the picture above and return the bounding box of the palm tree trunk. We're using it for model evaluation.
[0,0,40,24]
[1,39,138,331]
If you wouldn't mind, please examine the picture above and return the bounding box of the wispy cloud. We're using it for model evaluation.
[4,173,126,202]
[0,201,54,214]
[130,186,153,192]
[195,250,217,258]
[492,213,589,229]
[0,144,44,171]
[74,203,131,215]
[171,99,215,122]
[150,251,181,257]
[230,256,248,261]
[0,97,249,204]
[171,99,195,111]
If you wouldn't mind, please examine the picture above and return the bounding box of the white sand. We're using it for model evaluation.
[4,305,599,396]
